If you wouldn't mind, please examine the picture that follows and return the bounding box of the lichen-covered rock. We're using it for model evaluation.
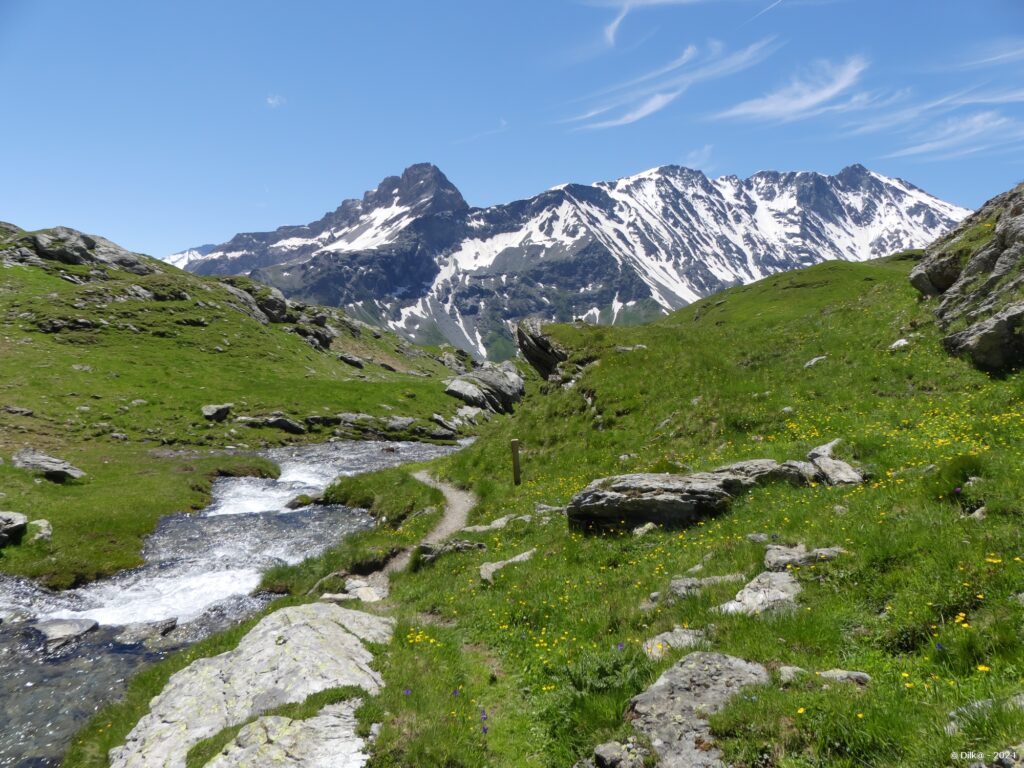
[109,604,393,768]
[627,652,769,767]
[716,571,802,615]
[764,543,845,571]
[445,362,525,414]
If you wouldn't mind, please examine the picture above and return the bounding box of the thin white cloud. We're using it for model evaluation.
[748,0,783,22]
[684,143,714,168]
[847,86,1024,137]
[265,94,286,109]
[570,37,781,129]
[956,37,1024,69]
[598,0,740,47]
[715,55,867,121]
[885,111,1024,160]
[453,118,510,145]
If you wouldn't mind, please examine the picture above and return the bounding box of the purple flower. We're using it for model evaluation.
[616,642,625,651]
[403,688,412,697]
[480,709,488,721]
[452,689,460,697]
[954,487,962,494]
[936,642,945,651]
[482,725,489,734]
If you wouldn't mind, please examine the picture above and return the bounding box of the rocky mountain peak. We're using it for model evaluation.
[364,163,468,216]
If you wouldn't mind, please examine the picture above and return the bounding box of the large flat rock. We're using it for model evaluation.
[204,700,368,768]
[110,604,393,768]
[628,651,769,767]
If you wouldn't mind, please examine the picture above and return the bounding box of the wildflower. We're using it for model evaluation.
[977,664,991,673]
[403,688,412,696]
[617,642,625,651]
[857,712,864,719]
[797,707,806,714]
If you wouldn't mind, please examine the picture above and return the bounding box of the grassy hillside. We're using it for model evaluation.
[275,253,1024,767]
[0,226,464,587]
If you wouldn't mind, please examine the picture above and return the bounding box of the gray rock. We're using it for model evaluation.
[342,573,390,603]
[3,405,34,417]
[27,518,51,543]
[12,449,85,482]
[516,317,569,379]
[632,521,658,537]
[778,665,806,684]
[337,353,365,369]
[819,669,871,686]
[0,512,28,547]
[668,573,746,599]
[418,539,487,565]
[804,355,827,368]
[717,571,802,615]
[201,403,233,422]
[480,548,535,584]
[204,700,368,768]
[807,440,863,485]
[445,362,525,414]
[6,226,156,275]
[591,740,648,768]
[462,514,531,533]
[746,533,771,543]
[109,604,393,768]
[220,283,270,325]
[384,416,415,432]
[889,338,910,351]
[566,459,810,528]
[643,627,705,659]
[764,543,845,571]
[628,652,769,768]
[115,618,178,646]
[32,618,98,650]
[264,416,306,434]
[945,694,1024,736]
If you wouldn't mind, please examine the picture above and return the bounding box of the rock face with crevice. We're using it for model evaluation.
[627,651,769,767]
[911,181,1024,371]
[444,362,525,413]
[109,604,393,768]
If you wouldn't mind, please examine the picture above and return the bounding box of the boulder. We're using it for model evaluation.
[337,353,364,369]
[807,440,863,485]
[480,548,535,584]
[4,226,156,275]
[203,700,368,768]
[263,416,306,435]
[445,362,525,414]
[253,287,290,323]
[642,627,705,660]
[627,652,769,768]
[819,669,871,686]
[804,355,827,368]
[201,403,233,422]
[668,573,746,599]
[910,181,1024,372]
[778,665,806,684]
[109,604,394,768]
[3,405,34,417]
[764,543,845,571]
[12,449,85,482]
[516,317,569,379]
[220,284,270,325]
[32,618,98,650]
[115,618,178,646]
[0,512,28,547]
[566,459,810,529]
[717,571,801,615]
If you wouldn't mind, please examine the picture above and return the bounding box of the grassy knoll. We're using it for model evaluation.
[0,233,462,587]
[300,254,1024,767]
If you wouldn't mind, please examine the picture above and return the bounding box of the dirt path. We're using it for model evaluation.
[383,471,477,574]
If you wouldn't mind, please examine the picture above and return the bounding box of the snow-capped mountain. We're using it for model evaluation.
[167,162,970,358]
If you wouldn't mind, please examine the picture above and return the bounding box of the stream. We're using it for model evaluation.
[0,439,459,768]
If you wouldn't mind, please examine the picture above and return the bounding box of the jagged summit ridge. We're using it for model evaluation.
[167,162,970,358]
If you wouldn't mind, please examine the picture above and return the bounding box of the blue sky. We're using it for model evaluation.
[2,0,1023,256]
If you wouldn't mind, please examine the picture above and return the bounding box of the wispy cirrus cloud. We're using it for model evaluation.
[566,37,780,129]
[884,111,1024,160]
[684,143,714,169]
[954,37,1024,69]
[596,0,720,47]
[715,54,868,121]
[265,94,286,109]
[453,118,510,145]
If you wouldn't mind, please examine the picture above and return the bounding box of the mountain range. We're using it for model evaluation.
[167,162,970,358]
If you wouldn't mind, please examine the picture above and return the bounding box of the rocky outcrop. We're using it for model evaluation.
[642,627,705,660]
[417,538,487,565]
[910,181,1024,371]
[566,459,817,529]
[516,318,569,379]
[444,362,525,414]
[0,512,27,547]
[12,449,85,482]
[204,700,368,768]
[0,225,156,275]
[201,404,233,422]
[764,543,845,571]
[807,440,863,485]
[109,604,393,768]
[627,652,769,767]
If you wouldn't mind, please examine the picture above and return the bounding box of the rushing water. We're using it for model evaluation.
[0,439,459,768]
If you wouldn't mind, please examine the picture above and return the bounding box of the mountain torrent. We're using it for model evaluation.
[167,163,968,359]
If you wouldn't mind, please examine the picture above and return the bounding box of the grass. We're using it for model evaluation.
[300,255,1024,767]
[0,238,465,586]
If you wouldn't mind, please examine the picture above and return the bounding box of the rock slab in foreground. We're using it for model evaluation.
[0,512,28,547]
[109,604,393,768]
[444,362,525,414]
[480,548,535,584]
[204,700,368,768]
[717,571,801,615]
[628,651,769,768]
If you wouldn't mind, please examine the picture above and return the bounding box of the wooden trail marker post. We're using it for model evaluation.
[511,439,522,486]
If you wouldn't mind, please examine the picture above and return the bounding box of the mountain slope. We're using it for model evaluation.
[169,163,970,358]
